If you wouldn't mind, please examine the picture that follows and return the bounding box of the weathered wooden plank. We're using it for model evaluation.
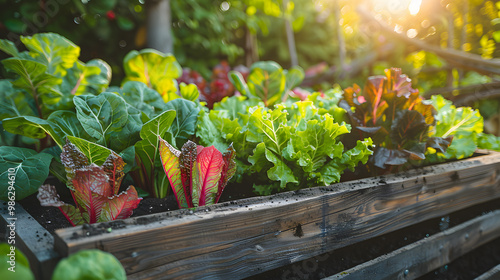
[0,201,60,280]
[54,152,500,279]
[475,264,500,280]
[325,210,500,280]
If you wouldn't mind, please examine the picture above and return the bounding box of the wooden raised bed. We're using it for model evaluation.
[1,150,500,279]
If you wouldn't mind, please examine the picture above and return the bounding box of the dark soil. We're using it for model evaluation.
[243,197,500,280]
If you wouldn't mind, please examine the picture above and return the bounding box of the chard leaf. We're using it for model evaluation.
[2,58,62,116]
[228,71,249,96]
[164,99,201,148]
[373,147,408,168]
[2,115,59,143]
[66,136,111,166]
[71,165,111,223]
[0,38,20,57]
[181,141,198,207]
[443,132,478,159]
[122,49,182,96]
[61,59,111,96]
[478,133,500,150]
[247,106,289,155]
[101,152,126,195]
[246,61,286,106]
[217,144,237,203]
[179,83,200,101]
[193,145,224,207]
[20,33,80,77]
[0,147,53,200]
[0,80,35,120]
[284,66,305,93]
[47,110,90,147]
[432,96,483,138]
[99,186,141,222]
[74,92,128,146]
[159,137,186,207]
[107,105,142,153]
[134,110,176,197]
[120,81,166,118]
[37,184,83,226]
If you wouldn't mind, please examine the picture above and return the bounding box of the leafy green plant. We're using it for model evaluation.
[0,243,34,280]
[37,140,141,226]
[159,138,236,208]
[228,61,304,107]
[197,96,373,195]
[52,249,126,280]
[339,68,453,172]
[427,95,500,160]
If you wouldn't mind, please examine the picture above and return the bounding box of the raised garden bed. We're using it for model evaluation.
[1,150,499,279]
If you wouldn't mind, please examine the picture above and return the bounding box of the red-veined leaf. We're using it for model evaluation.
[180,140,198,208]
[159,137,187,208]
[101,151,126,195]
[71,165,110,224]
[216,143,237,203]
[193,145,224,207]
[37,184,84,226]
[99,186,142,222]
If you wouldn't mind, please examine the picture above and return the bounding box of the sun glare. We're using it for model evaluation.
[409,0,422,15]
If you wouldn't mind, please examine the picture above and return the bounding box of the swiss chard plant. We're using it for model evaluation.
[0,33,111,199]
[37,140,141,226]
[159,138,236,208]
[339,68,453,172]
[228,61,305,107]
[197,96,373,195]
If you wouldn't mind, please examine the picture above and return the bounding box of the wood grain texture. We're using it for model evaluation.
[54,152,500,279]
[0,202,60,280]
[326,210,500,280]
[475,264,500,280]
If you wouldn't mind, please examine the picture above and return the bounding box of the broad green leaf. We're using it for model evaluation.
[164,99,201,148]
[20,33,80,77]
[74,92,128,146]
[0,80,35,120]
[107,105,142,153]
[0,38,20,57]
[47,110,90,147]
[134,110,176,197]
[159,138,186,207]
[0,147,53,200]
[284,66,305,92]
[443,132,477,159]
[120,81,166,118]
[478,133,500,151]
[61,59,111,96]
[2,115,62,146]
[2,58,62,116]
[122,49,182,95]
[0,244,34,280]
[179,82,200,101]
[228,71,249,96]
[52,250,126,280]
[67,136,112,166]
[247,106,290,155]
[246,61,286,106]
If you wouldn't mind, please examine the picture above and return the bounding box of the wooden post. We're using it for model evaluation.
[147,0,173,54]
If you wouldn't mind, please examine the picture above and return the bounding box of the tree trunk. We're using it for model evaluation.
[147,0,173,54]
[283,0,298,67]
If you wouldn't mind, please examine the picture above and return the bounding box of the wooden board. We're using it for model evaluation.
[53,152,500,279]
[475,264,500,280]
[0,202,60,280]
[325,210,500,279]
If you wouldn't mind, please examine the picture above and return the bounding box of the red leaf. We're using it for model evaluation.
[180,141,198,208]
[99,186,142,222]
[101,152,126,196]
[158,137,187,208]
[216,144,236,203]
[37,184,84,226]
[71,165,111,224]
[194,146,224,207]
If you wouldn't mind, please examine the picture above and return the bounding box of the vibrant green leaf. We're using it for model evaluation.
[164,99,201,148]
[179,82,200,101]
[0,147,53,200]
[52,249,126,280]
